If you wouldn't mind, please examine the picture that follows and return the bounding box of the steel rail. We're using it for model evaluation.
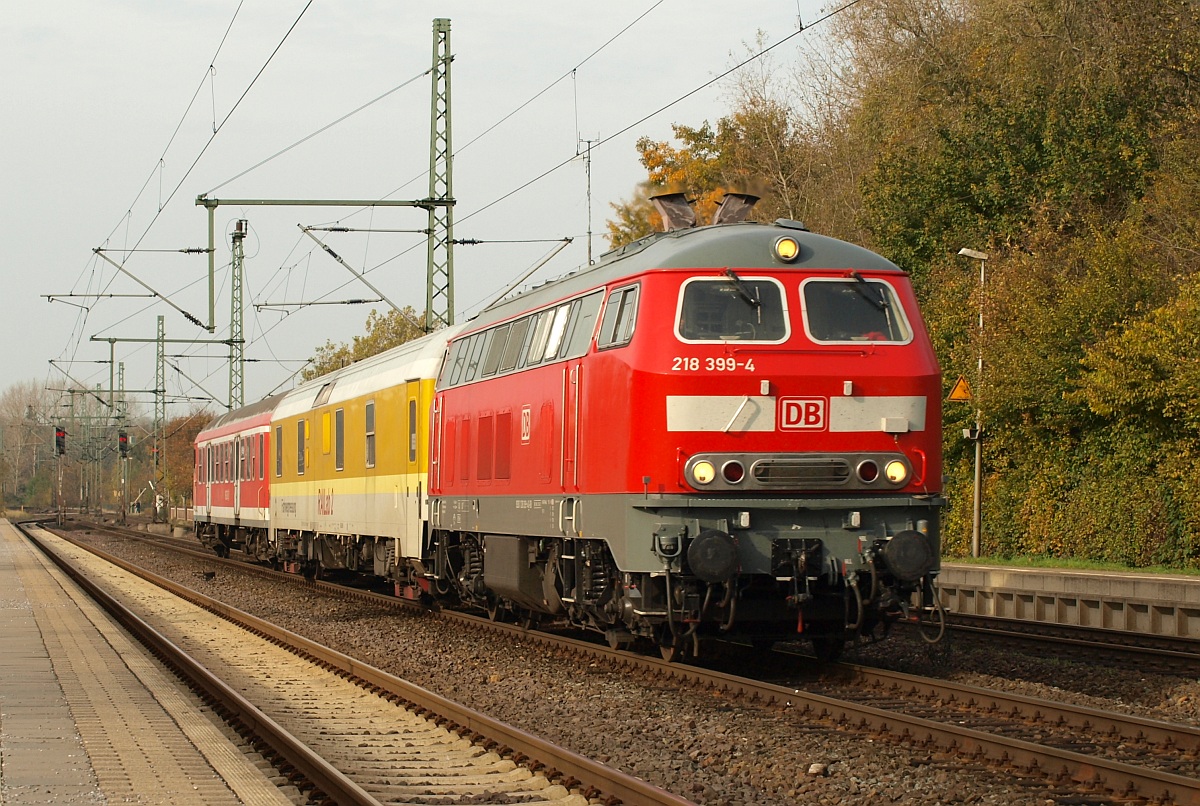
[830,662,1200,754]
[38,523,695,806]
[18,523,382,806]
[68,519,1200,804]
[947,612,1200,662]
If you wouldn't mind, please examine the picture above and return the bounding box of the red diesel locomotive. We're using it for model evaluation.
[195,194,946,660]
[429,196,945,659]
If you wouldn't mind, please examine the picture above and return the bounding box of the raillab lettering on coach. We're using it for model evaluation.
[317,488,334,516]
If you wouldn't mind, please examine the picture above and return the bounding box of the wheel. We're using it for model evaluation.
[487,601,505,622]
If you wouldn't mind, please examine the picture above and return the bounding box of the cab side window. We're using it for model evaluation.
[598,284,639,349]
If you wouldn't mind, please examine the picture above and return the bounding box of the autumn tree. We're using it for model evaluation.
[604,0,1200,568]
[160,407,213,508]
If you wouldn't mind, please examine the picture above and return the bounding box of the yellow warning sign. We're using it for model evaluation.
[948,376,973,402]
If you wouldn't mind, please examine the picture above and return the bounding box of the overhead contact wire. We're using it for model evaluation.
[460,0,862,226]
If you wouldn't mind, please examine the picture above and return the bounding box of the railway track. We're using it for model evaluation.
[22,521,691,806]
[944,612,1200,671]
[61,518,1200,804]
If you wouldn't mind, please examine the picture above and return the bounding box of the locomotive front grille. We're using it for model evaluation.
[752,458,851,487]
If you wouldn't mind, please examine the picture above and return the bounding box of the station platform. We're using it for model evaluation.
[939,562,1200,639]
[0,519,292,804]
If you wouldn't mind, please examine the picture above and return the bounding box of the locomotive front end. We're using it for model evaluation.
[604,221,946,660]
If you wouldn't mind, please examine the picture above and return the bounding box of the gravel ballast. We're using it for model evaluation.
[70,531,1200,805]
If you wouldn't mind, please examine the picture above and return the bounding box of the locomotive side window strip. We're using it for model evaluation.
[562,291,603,358]
[441,290,604,389]
[275,425,283,477]
[800,277,913,344]
[524,310,554,366]
[543,303,572,360]
[481,323,511,377]
[442,338,465,386]
[598,284,639,349]
[463,330,491,383]
[500,316,531,372]
[335,408,345,471]
[365,401,376,468]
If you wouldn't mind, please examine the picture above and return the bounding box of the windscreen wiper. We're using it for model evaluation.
[723,269,761,309]
[849,271,888,311]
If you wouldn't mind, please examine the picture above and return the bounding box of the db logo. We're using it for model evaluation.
[780,397,827,430]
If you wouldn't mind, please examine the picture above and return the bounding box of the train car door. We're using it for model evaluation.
[562,360,582,492]
[232,437,242,520]
[202,443,211,517]
[403,380,421,549]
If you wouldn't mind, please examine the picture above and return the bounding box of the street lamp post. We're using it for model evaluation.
[958,248,989,558]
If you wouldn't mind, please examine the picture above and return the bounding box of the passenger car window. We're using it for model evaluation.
[801,278,912,343]
[676,275,788,342]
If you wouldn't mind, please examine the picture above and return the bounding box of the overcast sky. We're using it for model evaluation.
[2,1,831,417]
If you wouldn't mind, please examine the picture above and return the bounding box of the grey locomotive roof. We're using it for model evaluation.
[467,220,903,333]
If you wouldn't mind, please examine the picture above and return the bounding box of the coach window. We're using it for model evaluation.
[275,425,283,477]
[408,398,418,463]
[297,420,306,475]
[335,408,345,471]
[800,277,912,343]
[313,382,334,408]
[481,323,511,377]
[258,433,265,480]
[523,310,553,367]
[365,401,376,468]
[322,411,332,455]
[676,275,789,343]
[598,284,639,349]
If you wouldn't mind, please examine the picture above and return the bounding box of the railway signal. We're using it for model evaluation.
[118,430,129,457]
[55,426,67,455]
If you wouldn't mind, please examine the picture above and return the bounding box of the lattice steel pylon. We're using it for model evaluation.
[154,315,165,487]
[229,220,247,409]
[425,18,454,331]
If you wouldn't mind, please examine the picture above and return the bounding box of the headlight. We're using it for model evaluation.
[774,236,800,262]
[885,460,909,484]
[691,460,716,485]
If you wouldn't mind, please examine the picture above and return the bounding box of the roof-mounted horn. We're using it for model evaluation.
[649,191,697,232]
[712,191,760,225]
